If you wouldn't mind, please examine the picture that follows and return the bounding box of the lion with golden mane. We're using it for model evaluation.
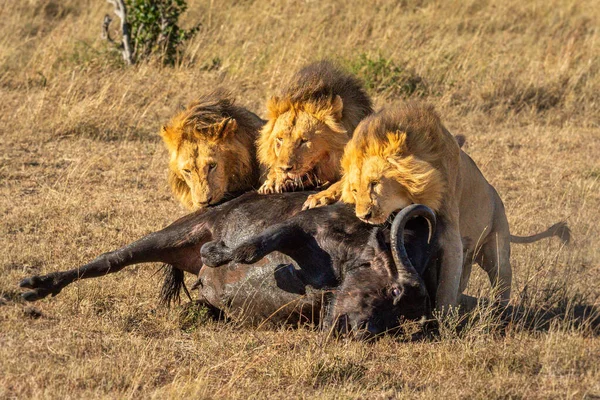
[161,90,264,210]
[305,102,570,310]
[257,61,373,194]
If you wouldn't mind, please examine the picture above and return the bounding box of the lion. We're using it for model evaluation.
[160,90,265,210]
[304,102,570,310]
[257,61,373,194]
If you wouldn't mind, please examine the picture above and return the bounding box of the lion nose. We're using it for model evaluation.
[358,210,372,221]
[279,165,293,173]
[198,196,213,206]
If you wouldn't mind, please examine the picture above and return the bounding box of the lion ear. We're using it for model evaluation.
[320,95,346,135]
[217,118,238,139]
[330,95,343,122]
[160,125,179,153]
[383,131,408,156]
[266,96,281,119]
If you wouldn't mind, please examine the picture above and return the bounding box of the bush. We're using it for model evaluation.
[123,0,200,65]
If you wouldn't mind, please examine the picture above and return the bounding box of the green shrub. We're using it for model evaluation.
[124,0,200,65]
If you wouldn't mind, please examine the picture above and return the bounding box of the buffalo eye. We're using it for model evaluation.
[391,287,402,298]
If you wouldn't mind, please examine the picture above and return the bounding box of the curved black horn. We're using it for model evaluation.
[390,204,437,277]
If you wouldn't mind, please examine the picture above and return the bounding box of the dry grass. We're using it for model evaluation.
[1,0,599,398]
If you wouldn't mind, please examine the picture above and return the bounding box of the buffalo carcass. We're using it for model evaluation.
[20,192,439,338]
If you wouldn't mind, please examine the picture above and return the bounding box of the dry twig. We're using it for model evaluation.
[105,0,134,64]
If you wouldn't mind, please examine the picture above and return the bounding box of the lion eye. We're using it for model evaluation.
[370,180,379,188]
[182,169,191,175]
[208,163,217,170]
[276,137,283,143]
[300,138,309,144]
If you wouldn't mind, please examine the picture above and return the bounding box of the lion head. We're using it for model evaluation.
[340,103,457,224]
[257,61,373,192]
[160,90,264,210]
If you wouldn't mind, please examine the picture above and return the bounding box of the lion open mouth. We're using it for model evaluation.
[281,169,327,192]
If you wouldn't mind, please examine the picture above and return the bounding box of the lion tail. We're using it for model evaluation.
[510,221,571,245]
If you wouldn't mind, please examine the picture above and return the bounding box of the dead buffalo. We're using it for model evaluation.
[20,192,439,338]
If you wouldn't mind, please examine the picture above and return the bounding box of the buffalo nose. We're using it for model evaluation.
[279,165,293,173]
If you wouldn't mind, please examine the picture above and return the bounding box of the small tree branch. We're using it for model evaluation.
[101,14,113,42]
[106,0,134,65]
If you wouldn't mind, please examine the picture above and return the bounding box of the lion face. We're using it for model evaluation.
[344,157,413,224]
[161,92,263,210]
[162,116,256,211]
[268,110,333,180]
[172,139,228,209]
[340,126,446,225]
[258,95,349,192]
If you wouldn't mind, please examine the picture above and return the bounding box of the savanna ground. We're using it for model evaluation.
[1,0,599,398]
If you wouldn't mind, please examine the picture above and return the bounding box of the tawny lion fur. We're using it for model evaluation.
[161,90,264,210]
[257,61,373,194]
[305,102,570,310]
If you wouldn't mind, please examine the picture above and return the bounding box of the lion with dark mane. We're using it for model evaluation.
[305,102,570,310]
[257,61,373,194]
[161,90,264,210]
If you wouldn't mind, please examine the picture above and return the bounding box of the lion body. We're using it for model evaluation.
[306,102,568,309]
[161,90,265,210]
[257,61,373,194]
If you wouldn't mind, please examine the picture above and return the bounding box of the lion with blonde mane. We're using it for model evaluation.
[161,90,264,210]
[257,61,373,194]
[305,102,570,310]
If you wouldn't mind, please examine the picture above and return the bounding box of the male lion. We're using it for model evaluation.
[161,90,265,210]
[304,103,570,310]
[257,61,373,194]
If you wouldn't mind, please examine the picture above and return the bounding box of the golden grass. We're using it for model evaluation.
[1,0,599,398]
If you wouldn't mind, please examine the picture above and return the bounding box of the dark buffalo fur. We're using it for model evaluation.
[20,192,439,338]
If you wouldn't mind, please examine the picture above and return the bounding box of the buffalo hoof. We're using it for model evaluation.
[201,240,233,267]
[19,275,61,301]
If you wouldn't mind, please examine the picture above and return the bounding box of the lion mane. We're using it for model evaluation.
[160,89,264,209]
[340,102,457,212]
[257,61,373,193]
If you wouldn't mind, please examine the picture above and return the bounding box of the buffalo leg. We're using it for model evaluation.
[202,223,311,267]
[20,219,212,301]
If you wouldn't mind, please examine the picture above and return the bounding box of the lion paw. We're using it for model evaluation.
[258,178,280,194]
[258,177,298,194]
[302,192,337,210]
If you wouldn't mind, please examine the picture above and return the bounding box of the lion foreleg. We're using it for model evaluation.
[302,181,343,210]
[435,227,464,313]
